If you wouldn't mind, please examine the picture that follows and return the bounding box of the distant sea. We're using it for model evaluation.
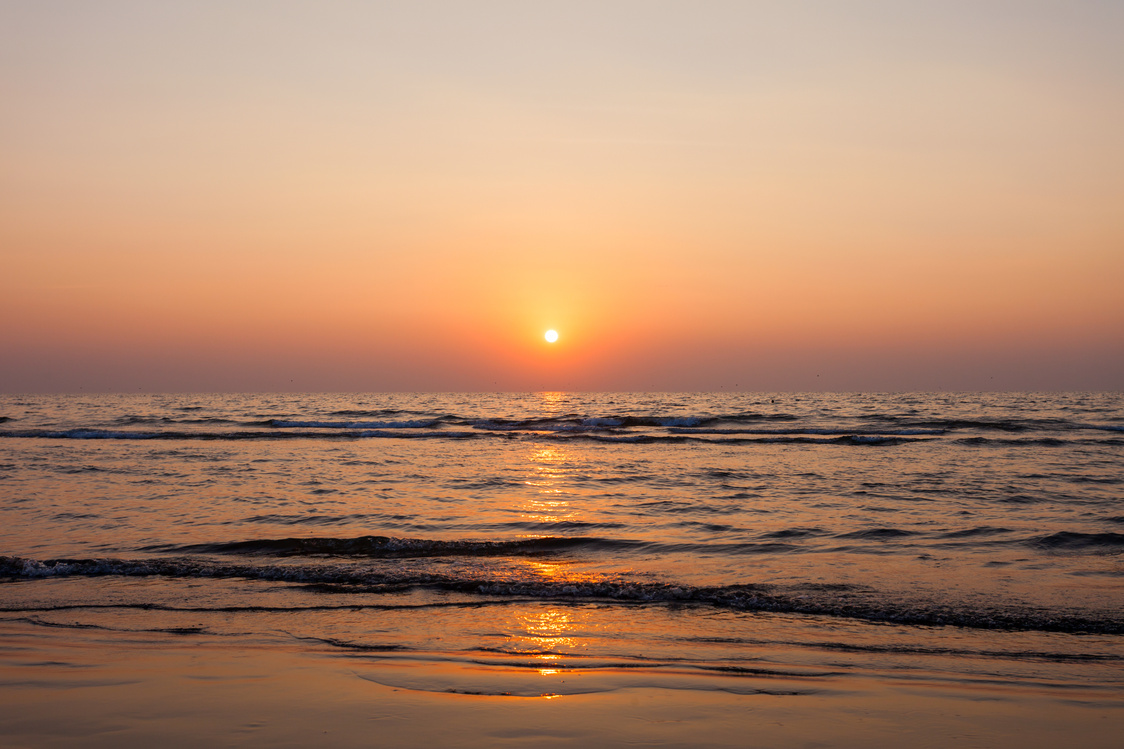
[2,392,1122,708]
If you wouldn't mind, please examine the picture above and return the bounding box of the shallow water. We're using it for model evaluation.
[1,392,1122,713]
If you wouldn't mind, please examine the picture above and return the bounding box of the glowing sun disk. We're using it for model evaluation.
[544,330,559,343]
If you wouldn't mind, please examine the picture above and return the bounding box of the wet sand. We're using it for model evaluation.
[2,620,1121,748]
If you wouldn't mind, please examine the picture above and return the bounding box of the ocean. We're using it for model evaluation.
[1,392,1122,745]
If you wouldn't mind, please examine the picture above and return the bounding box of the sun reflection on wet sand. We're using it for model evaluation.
[508,607,583,682]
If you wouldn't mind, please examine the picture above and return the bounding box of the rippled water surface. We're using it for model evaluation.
[1,392,1122,705]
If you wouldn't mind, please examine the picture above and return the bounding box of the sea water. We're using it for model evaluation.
[1,392,1121,706]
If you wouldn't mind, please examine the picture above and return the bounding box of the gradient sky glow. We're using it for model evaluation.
[2,1,1122,392]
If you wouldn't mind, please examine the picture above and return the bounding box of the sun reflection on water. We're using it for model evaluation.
[519,444,580,526]
[503,394,595,694]
[537,391,566,415]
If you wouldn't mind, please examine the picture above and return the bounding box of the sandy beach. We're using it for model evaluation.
[3,614,1122,749]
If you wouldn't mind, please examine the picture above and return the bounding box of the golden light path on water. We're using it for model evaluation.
[520,446,577,525]
[510,395,597,694]
[519,392,581,526]
[518,448,584,688]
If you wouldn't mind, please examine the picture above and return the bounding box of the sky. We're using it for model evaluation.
[2,0,1122,392]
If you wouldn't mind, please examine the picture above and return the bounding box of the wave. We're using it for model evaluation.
[163,530,1124,559]
[239,513,376,527]
[952,436,1124,447]
[4,406,1120,448]
[761,528,824,539]
[144,535,598,558]
[0,428,487,441]
[552,433,929,446]
[669,427,946,436]
[327,409,440,418]
[460,413,1121,435]
[460,414,827,432]
[269,419,443,429]
[143,534,799,558]
[937,526,1014,539]
[2,554,1119,634]
[4,400,1119,445]
[1079,424,1124,432]
[114,415,244,426]
[0,428,931,446]
[1029,531,1124,551]
[835,528,918,540]
[4,399,1123,437]
[471,416,715,431]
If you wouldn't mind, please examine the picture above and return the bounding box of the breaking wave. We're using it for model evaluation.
[2,554,1119,635]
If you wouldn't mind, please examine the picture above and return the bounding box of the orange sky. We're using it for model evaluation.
[2,1,1122,391]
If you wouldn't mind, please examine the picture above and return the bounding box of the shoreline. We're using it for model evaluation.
[3,619,1121,748]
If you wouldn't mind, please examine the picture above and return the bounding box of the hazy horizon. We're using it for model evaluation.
[3,1,1122,393]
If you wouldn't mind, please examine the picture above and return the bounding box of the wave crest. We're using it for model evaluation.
[2,554,1119,634]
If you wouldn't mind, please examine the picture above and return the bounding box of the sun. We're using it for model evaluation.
[544,330,559,343]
